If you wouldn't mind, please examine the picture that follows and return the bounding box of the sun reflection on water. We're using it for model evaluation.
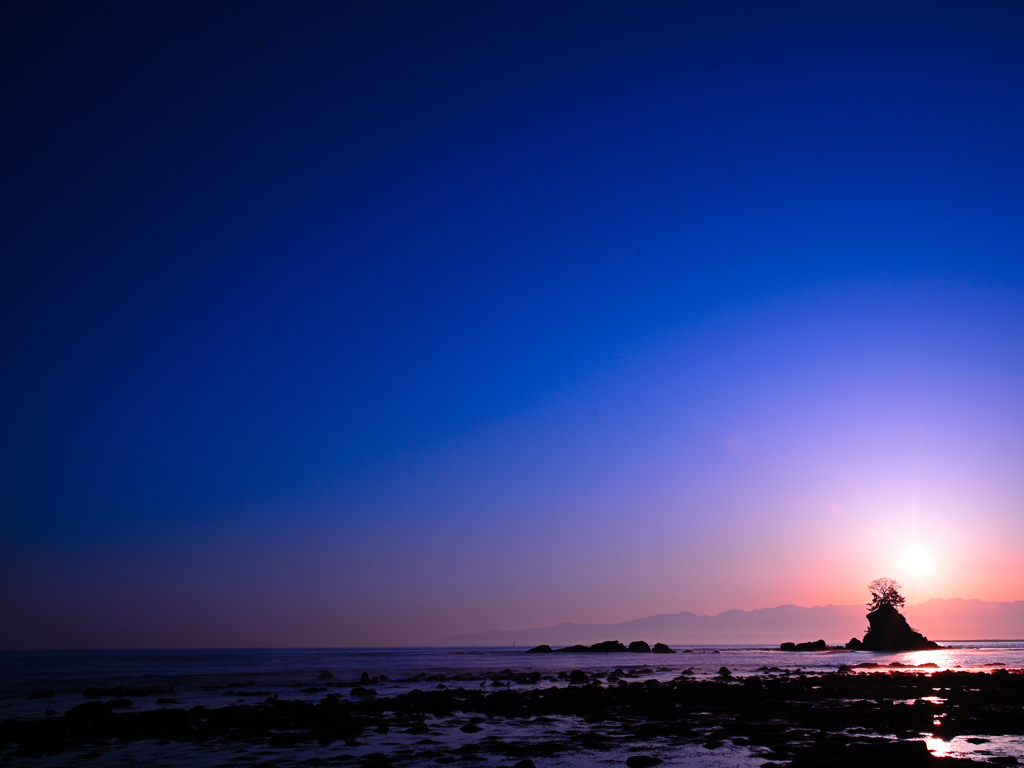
[922,734,1024,762]
[900,649,959,670]
[923,735,955,758]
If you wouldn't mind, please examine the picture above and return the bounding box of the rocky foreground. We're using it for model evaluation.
[3,668,1024,767]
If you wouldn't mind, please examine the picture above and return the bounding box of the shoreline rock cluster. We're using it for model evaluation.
[526,640,675,654]
[779,640,845,652]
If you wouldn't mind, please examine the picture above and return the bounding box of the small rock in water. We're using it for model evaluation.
[64,701,108,722]
[513,761,536,768]
[569,670,589,684]
[651,643,675,654]
[717,666,732,677]
[525,644,553,653]
[628,641,651,653]
[626,757,663,768]
[317,670,335,680]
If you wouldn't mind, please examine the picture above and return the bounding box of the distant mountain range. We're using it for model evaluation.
[437,599,1024,647]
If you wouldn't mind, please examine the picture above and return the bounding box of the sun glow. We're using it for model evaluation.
[901,546,933,578]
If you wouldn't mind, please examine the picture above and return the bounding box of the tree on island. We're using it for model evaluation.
[867,577,905,611]
[853,577,939,651]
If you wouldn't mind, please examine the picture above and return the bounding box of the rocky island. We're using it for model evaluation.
[846,602,940,651]
[782,578,940,652]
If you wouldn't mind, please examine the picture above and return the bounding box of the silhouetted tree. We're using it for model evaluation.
[868,577,906,611]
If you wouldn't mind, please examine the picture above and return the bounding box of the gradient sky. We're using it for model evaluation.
[3,1,1024,648]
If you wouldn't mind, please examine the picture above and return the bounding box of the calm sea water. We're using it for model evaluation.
[3,642,1023,722]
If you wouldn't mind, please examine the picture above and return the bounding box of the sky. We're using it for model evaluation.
[3,0,1024,648]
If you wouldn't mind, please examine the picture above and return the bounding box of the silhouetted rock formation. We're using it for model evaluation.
[530,640,674,653]
[780,639,828,651]
[550,641,628,653]
[779,610,939,652]
[861,604,940,651]
[590,640,628,652]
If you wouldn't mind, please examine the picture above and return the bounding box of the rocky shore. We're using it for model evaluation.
[3,667,1023,767]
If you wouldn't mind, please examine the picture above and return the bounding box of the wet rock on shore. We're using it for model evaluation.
[4,668,1022,765]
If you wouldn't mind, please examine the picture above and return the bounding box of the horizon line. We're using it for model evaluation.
[4,638,1024,653]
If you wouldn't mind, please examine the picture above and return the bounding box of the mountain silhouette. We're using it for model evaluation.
[436,599,1024,646]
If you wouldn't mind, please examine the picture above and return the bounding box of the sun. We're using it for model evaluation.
[900,546,933,578]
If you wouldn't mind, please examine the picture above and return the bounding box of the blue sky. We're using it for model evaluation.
[3,0,1024,647]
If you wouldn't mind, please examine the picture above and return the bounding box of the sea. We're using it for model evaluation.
[3,643,1024,767]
